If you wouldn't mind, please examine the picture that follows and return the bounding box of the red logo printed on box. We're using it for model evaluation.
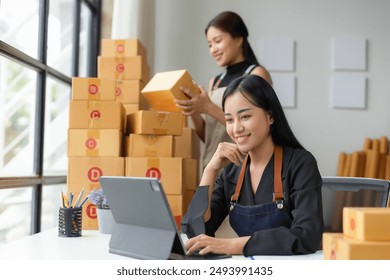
[116,44,124,53]
[88,167,103,182]
[86,204,97,219]
[116,64,125,73]
[115,87,122,96]
[350,218,355,230]
[330,248,336,260]
[146,167,161,179]
[85,138,97,149]
[90,110,101,119]
[88,84,99,95]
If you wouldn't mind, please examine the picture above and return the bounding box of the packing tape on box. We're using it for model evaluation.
[114,57,125,80]
[145,135,159,145]
[86,102,100,129]
[151,112,169,134]
[85,129,100,156]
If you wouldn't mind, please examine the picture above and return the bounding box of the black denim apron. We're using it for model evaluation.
[229,146,292,237]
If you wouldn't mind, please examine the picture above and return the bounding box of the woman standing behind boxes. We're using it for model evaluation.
[175,11,272,171]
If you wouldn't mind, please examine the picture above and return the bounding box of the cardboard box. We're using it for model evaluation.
[125,134,173,157]
[68,100,124,130]
[67,157,124,230]
[125,157,198,194]
[174,127,201,159]
[168,191,194,231]
[323,232,390,260]
[67,129,123,157]
[126,110,183,135]
[71,77,116,101]
[97,56,149,82]
[115,79,145,104]
[122,104,148,116]
[101,38,146,58]
[166,191,194,216]
[142,70,200,112]
[343,207,390,241]
[67,157,124,190]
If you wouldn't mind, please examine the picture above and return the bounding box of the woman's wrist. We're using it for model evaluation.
[199,165,219,185]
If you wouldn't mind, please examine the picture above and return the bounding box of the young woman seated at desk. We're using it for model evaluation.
[182,75,324,256]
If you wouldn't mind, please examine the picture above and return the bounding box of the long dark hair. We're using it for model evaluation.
[222,75,304,150]
[205,11,259,65]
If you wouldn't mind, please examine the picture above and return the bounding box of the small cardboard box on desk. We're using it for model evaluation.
[323,207,390,259]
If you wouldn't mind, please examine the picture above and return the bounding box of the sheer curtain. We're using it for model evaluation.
[111,0,155,67]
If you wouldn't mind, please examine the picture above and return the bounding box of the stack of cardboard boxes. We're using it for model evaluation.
[124,69,201,229]
[323,207,390,259]
[67,77,125,230]
[67,39,201,230]
[67,38,150,229]
[98,38,150,116]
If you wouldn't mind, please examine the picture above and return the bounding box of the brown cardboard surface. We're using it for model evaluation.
[126,110,183,135]
[343,207,390,241]
[323,232,390,260]
[126,134,173,157]
[125,157,198,194]
[97,56,150,82]
[101,38,146,58]
[67,129,123,157]
[115,79,145,104]
[71,77,116,101]
[142,69,200,112]
[68,100,124,130]
[174,127,201,159]
[67,157,124,229]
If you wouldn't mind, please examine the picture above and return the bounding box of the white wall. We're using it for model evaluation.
[139,0,390,176]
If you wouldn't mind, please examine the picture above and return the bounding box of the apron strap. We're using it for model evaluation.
[230,154,249,203]
[230,146,284,205]
[273,146,284,201]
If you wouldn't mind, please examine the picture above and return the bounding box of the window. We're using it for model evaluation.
[0,0,101,244]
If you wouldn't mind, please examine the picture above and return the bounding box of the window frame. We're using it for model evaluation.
[0,0,101,235]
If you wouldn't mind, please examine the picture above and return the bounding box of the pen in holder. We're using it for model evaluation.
[58,207,82,237]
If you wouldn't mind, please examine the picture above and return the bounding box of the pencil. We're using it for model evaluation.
[62,190,69,208]
[79,196,89,208]
[73,188,85,208]
[68,192,74,208]
[60,191,65,208]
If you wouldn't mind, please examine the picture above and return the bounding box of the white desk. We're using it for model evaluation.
[0,228,323,260]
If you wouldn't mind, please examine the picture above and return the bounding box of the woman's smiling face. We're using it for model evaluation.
[206,26,244,67]
[224,91,273,153]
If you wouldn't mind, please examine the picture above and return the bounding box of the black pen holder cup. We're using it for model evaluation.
[58,207,82,237]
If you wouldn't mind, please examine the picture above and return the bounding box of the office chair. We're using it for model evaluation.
[321,176,390,233]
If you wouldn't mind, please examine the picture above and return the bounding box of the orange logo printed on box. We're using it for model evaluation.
[90,110,101,119]
[86,204,97,219]
[88,167,103,183]
[85,138,97,149]
[88,84,99,95]
[115,87,122,96]
[116,63,125,73]
[146,167,161,179]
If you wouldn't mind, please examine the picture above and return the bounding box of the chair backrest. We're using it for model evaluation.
[321,176,390,233]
